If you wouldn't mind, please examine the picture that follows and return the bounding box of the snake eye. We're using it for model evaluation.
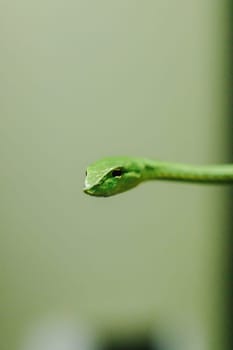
[111,168,123,177]
[85,170,87,176]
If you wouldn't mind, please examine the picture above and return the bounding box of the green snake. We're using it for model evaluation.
[83,156,233,197]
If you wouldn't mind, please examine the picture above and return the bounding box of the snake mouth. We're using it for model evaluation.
[83,175,108,196]
[83,177,96,195]
[83,184,103,196]
[83,184,111,197]
[83,186,95,195]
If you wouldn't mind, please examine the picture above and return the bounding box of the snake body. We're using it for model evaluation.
[84,156,233,197]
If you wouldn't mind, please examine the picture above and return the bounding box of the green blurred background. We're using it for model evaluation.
[0,1,230,349]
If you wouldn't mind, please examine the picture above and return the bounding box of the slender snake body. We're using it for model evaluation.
[84,156,233,197]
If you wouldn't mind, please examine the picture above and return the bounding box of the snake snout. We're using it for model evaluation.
[83,186,93,194]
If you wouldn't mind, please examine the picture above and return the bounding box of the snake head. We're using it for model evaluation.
[83,157,142,197]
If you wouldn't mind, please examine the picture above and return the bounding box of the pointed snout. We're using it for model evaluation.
[83,186,94,196]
